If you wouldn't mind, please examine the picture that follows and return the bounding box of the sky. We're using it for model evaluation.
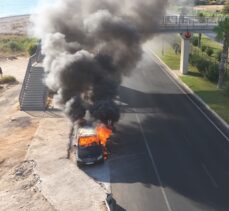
[0,0,54,17]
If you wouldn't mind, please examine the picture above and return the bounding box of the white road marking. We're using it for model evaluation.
[146,47,229,143]
[201,163,219,189]
[135,112,172,211]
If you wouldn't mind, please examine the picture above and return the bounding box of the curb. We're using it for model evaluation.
[149,49,229,132]
[105,194,113,211]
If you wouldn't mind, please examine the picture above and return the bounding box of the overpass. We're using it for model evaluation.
[158,16,223,74]
[159,16,222,33]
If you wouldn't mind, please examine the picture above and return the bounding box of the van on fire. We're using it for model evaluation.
[75,124,112,167]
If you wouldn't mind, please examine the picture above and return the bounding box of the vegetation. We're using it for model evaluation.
[0,75,17,84]
[28,43,38,56]
[195,0,225,5]
[181,75,229,123]
[0,35,37,57]
[224,81,229,95]
[157,47,180,70]
[193,1,225,17]
[223,1,229,13]
[192,36,199,47]
[190,53,219,82]
[191,34,229,84]
[206,47,214,56]
[214,17,229,87]
[156,33,229,123]
[201,45,207,52]
[201,34,222,52]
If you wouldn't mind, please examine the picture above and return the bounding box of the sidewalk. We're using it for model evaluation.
[26,118,109,211]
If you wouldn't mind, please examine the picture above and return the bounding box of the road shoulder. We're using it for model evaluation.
[26,118,109,211]
[149,47,229,137]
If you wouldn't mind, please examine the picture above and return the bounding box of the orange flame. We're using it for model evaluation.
[79,136,99,147]
[96,125,112,147]
[78,125,112,148]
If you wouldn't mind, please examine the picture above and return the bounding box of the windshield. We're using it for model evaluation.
[78,136,99,147]
[78,145,103,158]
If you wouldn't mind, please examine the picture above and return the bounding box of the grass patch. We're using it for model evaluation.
[201,34,222,53]
[157,47,180,70]
[181,75,229,124]
[156,45,198,72]
[155,34,229,124]
[0,75,17,84]
[0,35,37,57]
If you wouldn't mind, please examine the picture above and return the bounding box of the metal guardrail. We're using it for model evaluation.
[19,44,41,108]
[161,16,224,24]
[159,16,224,32]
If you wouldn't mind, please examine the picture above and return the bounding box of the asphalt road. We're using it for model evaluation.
[109,45,229,211]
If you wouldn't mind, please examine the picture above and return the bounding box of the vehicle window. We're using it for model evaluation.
[78,136,99,147]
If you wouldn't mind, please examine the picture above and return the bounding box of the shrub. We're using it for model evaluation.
[27,43,38,56]
[201,45,207,52]
[206,64,219,82]
[198,12,204,17]
[224,81,229,96]
[8,41,22,52]
[0,75,17,84]
[196,60,210,76]
[192,37,199,47]
[0,35,38,56]
[189,53,202,66]
[206,48,214,57]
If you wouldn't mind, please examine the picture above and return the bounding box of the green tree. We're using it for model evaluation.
[214,17,229,88]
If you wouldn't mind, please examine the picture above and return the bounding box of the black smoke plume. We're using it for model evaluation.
[90,100,120,125]
[32,0,168,123]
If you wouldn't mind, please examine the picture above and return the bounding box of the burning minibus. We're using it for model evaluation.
[75,122,112,167]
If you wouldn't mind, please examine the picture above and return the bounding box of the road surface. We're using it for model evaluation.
[109,44,229,211]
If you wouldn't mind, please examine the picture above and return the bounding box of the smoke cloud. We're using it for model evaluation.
[32,0,168,123]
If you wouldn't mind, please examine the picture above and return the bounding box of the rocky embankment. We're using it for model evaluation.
[0,15,30,35]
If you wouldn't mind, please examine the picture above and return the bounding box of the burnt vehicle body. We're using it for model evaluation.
[75,126,104,166]
[77,143,104,166]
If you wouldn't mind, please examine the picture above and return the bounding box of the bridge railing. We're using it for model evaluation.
[160,16,224,26]
[159,16,225,32]
[19,43,41,108]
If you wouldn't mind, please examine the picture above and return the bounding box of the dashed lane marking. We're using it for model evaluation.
[135,112,172,211]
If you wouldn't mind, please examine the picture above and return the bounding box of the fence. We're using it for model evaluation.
[159,16,224,33]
